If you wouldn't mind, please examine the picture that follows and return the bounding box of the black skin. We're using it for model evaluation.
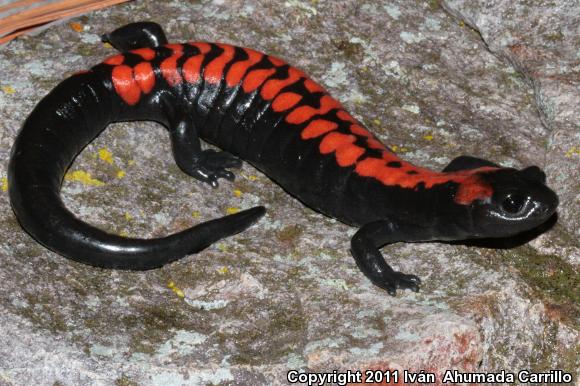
[8,22,559,295]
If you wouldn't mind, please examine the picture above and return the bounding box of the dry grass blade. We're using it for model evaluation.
[0,0,130,43]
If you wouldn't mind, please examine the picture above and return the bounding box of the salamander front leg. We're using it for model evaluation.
[351,220,423,296]
[170,116,242,188]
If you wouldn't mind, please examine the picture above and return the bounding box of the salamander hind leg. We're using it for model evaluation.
[170,116,242,188]
[102,21,168,51]
[350,220,424,296]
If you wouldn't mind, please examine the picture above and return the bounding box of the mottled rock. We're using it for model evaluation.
[0,1,577,385]
[441,0,580,256]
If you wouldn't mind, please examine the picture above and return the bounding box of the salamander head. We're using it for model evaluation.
[468,166,558,238]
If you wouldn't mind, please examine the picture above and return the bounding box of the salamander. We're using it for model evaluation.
[8,22,559,295]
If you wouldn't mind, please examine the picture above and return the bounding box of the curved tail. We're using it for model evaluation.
[8,71,265,270]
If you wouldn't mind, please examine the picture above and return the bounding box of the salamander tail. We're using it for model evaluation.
[9,176,265,269]
[8,71,266,270]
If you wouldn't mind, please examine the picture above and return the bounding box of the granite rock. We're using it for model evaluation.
[0,1,577,385]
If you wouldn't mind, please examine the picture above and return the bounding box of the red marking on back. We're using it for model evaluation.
[301,119,338,139]
[166,43,184,54]
[336,110,357,123]
[131,48,155,61]
[204,44,235,84]
[319,132,364,166]
[349,124,371,138]
[189,42,211,54]
[454,173,494,204]
[104,54,124,65]
[134,62,155,93]
[271,92,302,112]
[336,144,365,166]
[285,95,342,124]
[183,55,204,84]
[319,132,356,153]
[160,52,183,86]
[226,48,263,87]
[268,55,285,67]
[261,67,305,100]
[354,156,496,204]
[304,78,324,93]
[367,138,386,150]
[112,65,141,105]
[242,68,276,93]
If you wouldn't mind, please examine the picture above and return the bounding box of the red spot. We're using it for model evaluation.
[304,78,324,93]
[319,132,356,153]
[337,110,357,123]
[381,150,400,162]
[104,54,124,65]
[226,48,263,87]
[286,95,342,124]
[268,55,285,67]
[160,52,183,86]
[111,65,140,105]
[271,92,302,112]
[367,138,386,150]
[319,132,364,167]
[165,43,184,54]
[336,144,365,166]
[349,124,372,138]
[131,47,155,61]
[301,119,338,139]
[134,62,155,93]
[261,67,305,100]
[204,44,235,84]
[183,55,204,84]
[355,157,385,178]
[189,42,211,54]
[454,174,494,205]
[242,68,276,93]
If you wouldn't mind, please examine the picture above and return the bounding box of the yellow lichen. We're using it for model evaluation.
[167,281,185,298]
[64,170,104,186]
[226,207,240,215]
[423,134,434,141]
[98,148,114,164]
[1,177,7,192]
[116,170,126,178]
[124,212,133,221]
[233,189,242,197]
[564,146,579,157]
[192,211,201,218]
[1,85,15,94]
[217,266,229,274]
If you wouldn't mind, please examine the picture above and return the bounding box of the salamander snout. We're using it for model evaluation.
[471,167,559,238]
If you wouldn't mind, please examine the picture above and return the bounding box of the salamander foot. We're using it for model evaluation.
[382,272,421,296]
[191,149,242,188]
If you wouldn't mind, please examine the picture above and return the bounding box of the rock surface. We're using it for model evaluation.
[0,1,577,385]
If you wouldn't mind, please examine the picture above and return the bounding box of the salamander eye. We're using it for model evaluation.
[502,194,525,214]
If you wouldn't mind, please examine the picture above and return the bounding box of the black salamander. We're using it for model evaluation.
[8,22,559,295]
